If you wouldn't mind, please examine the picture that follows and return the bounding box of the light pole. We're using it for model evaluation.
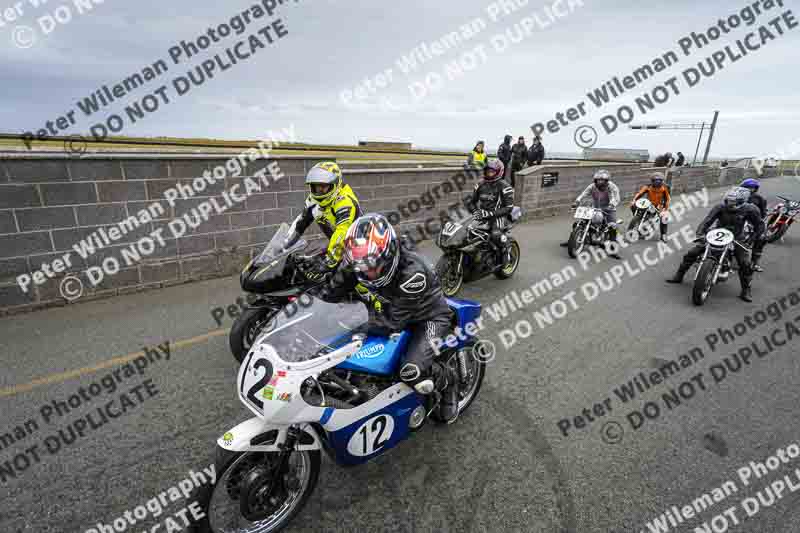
[630,111,720,165]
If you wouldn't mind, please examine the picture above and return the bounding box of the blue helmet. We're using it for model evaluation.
[740,178,760,192]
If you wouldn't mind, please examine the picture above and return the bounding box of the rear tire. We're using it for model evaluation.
[436,253,464,297]
[567,224,585,258]
[431,348,486,423]
[692,258,717,306]
[494,239,520,279]
[230,307,279,364]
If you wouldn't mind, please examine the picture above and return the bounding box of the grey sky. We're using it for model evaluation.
[1,0,798,158]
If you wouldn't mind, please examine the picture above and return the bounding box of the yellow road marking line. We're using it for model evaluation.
[0,328,230,398]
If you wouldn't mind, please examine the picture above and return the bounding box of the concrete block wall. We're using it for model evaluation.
[0,154,330,314]
[516,163,781,221]
[0,155,784,315]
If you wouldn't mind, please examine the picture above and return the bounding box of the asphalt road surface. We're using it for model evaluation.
[1,176,799,533]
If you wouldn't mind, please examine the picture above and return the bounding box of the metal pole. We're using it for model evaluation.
[702,111,719,164]
[692,123,705,165]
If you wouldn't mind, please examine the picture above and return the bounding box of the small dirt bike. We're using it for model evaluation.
[628,197,660,239]
[230,224,328,363]
[191,297,485,532]
[566,205,623,258]
[435,207,522,297]
[765,195,798,243]
[691,228,751,306]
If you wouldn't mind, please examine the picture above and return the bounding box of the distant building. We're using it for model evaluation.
[358,141,413,150]
[583,147,650,162]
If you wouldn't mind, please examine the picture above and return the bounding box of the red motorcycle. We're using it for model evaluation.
[765,195,799,243]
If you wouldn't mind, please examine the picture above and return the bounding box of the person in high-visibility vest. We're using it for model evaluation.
[467,140,487,168]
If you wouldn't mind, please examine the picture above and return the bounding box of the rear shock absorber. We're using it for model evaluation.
[457,348,469,382]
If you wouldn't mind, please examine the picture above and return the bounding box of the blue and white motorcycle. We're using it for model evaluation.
[191,296,485,532]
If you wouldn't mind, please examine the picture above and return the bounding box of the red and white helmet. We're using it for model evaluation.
[343,214,400,288]
[484,159,505,182]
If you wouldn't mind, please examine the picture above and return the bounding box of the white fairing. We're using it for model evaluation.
[635,197,653,210]
[574,206,595,220]
[706,228,734,247]
[237,331,362,424]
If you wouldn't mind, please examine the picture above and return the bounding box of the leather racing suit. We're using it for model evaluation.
[471,178,515,262]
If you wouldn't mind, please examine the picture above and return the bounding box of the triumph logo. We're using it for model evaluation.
[400,273,427,294]
[355,343,386,359]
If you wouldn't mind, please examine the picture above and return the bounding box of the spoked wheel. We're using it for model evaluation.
[230,308,279,363]
[202,450,321,533]
[692,258,717,306]
[435,253,463,297]
[765,224,788,243]
[567,224,586,258]
[431,346,486,423]
[494,239,520,279]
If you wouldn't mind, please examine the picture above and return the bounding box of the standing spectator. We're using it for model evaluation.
[466,140,487,169]
[527,136,545,167]
[653,152,670,167]
[510,136,528,187]
[497,135,513,177]
[675,151,686,167]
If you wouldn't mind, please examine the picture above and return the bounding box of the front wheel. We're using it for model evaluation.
[567,223,586,258]
[230,307,280,364]
[494,239,520,279]
[190,448,321,533]
[627,213,642,232]
[436,252,464,297]
[692,258,717,306]
[765,223,788,243]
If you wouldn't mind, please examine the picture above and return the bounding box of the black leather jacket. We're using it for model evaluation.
[697,204,765,240]
[471,178,514,219]
[749,193,768,219]
[326,251,452,332]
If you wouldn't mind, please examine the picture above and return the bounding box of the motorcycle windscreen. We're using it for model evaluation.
[256,297,369,363]
[253,223,308,267]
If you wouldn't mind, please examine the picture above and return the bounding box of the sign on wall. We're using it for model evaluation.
[541,172,559,188]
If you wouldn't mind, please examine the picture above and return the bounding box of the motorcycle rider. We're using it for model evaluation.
[471,159,515,266]
[631,172,671,242]
[284,161,362,281]
[572,169,622,259]
[666,187,765,302]
[740,178,767,272]
[327,214,461,423]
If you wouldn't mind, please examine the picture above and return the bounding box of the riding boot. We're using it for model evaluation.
[660,223,668,242]
[739,279,753,302]
[432,362,459,424]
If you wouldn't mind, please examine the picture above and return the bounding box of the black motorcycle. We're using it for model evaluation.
[435,207,522,297]
[690,227,752,306]
[230,223,327,363]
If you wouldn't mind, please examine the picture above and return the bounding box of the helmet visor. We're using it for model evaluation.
[310,183,333,197]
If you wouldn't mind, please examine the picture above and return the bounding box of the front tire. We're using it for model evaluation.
[765,223,788,243]
[567,223,586,258]
[494,239,520,279]
[692,258,717,306]
[189,447,321,533]
[627,213,642,232]
[230,307,279,364]
[436,253,464,297]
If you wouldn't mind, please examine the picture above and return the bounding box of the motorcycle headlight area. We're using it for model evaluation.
[592,212,605,225]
